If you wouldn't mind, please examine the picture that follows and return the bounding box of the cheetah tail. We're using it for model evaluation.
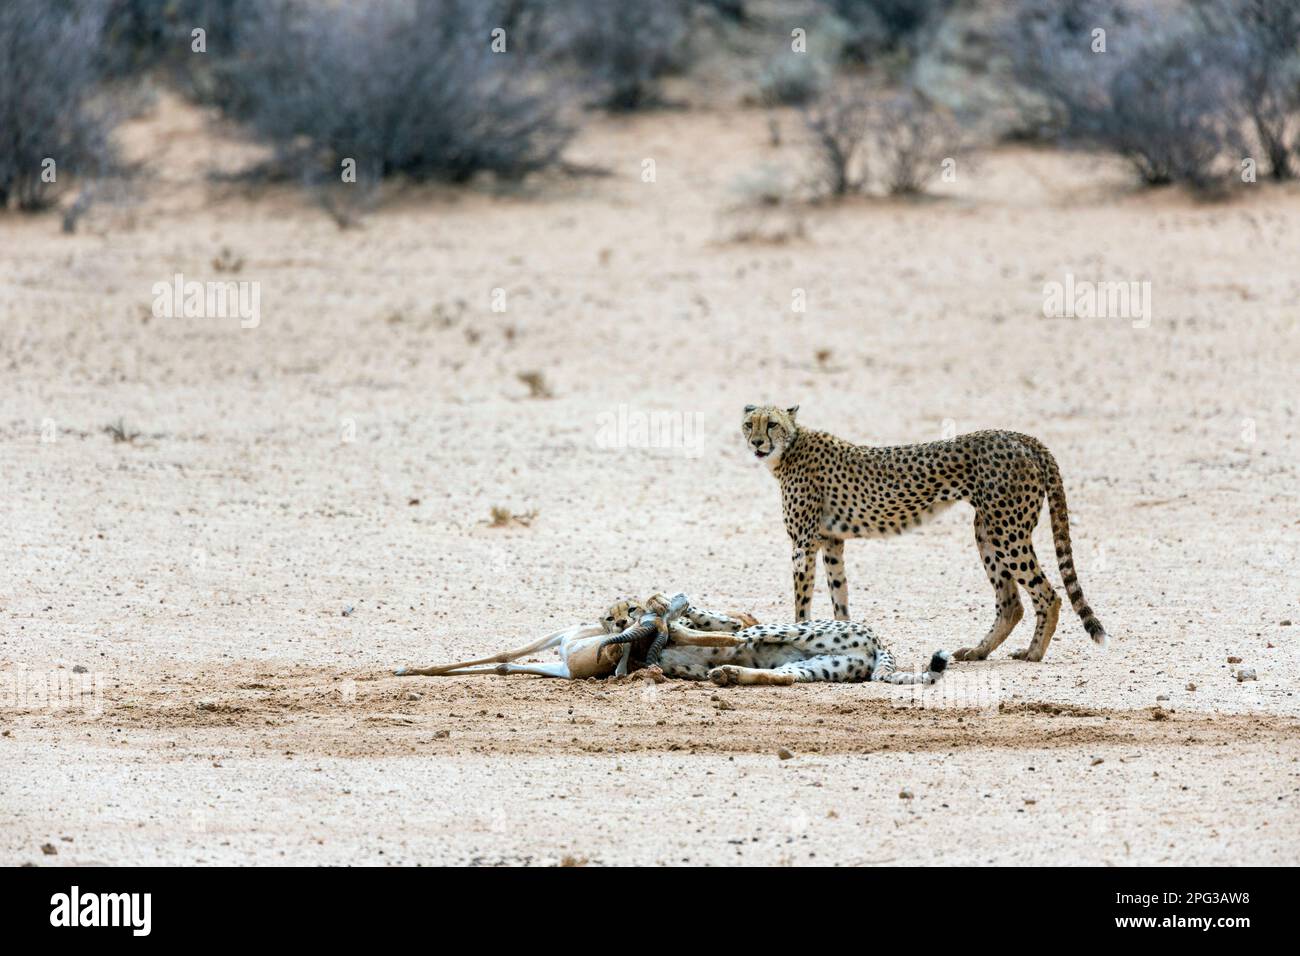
[871,649,951,686]
[1032,440,1108,647]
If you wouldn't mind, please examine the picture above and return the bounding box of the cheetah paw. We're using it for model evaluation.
[1009,648,1042,662]
[951,647,985,662]
[708,665,740,687]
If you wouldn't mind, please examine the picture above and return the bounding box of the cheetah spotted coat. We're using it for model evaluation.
[743,405,1107,662]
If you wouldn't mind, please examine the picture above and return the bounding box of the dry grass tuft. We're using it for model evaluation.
[104,418,140,444]
[517,370,553,399]
[488,507,538,528]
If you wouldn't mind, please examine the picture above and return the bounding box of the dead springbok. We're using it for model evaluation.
[394,593,750,680]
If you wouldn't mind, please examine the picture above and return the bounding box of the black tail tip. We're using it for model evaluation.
[929,650,951,673]
[1084,618,1107,644]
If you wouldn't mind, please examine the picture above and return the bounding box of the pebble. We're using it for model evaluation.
[1186,682,1197,691]
[1227,656,1242,664]
[71,665,88,674]
[899,789,914,799]
[777,748,793,760]
[1236,668,1257,682]
[41,843,57,855]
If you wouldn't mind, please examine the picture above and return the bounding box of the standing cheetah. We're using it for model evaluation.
[742,404,1107,662]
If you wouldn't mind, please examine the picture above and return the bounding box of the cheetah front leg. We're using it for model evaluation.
[821,537,850,620]
[660,645,738,681]
[790,539,821,622]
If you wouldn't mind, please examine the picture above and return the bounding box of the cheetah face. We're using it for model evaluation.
[602,597,644,634]
[742,404,799,467]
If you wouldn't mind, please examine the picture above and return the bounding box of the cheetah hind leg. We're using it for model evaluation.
[1006,536,1062,662]
[1010,592,1061,662]
[954,514,1025,661]
[709,654,869,686]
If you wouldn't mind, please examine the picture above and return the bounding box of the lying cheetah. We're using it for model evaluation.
[608,597,950,687]
[602,597,756,638]
[742,404,1107,662]
[698,622,949,687]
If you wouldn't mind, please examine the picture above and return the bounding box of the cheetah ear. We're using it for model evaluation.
[743,404,757,414]
[786,404,800,419]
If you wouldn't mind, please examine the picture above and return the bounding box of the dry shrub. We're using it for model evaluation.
[0,0,121,211]
[548,0,693,110]
[870,89,962,195]
[216,0,574,186]
[801,81,873,197]
[828,0,954,65]
[1007,0,1244,192]
[757,49,831,107]
[1196,0,1300,181]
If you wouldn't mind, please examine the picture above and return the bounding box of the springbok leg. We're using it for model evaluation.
[394,624,595,676]
[422,661,576,678]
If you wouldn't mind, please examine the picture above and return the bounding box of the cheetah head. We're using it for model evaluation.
[602,597,646,634]
[742,404,799,467]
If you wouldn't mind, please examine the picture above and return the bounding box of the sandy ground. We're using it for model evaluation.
[1,95,1298,866]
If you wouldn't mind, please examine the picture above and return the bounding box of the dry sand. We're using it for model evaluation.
[1,96,1297,865]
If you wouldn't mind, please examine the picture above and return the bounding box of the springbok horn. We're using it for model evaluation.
[598,614,658,651]
[643,594,692,665]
